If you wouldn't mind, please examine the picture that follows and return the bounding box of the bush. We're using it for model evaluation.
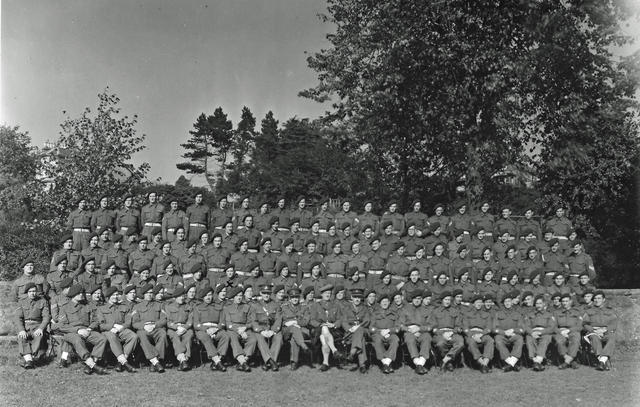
[0,222,60,281]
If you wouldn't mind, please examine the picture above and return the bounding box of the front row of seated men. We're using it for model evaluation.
[15,280,617,375]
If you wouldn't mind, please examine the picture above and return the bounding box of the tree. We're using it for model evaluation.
[32,90,150,226]
[254,111,279,164]
[231,106,256,166]
[210,107,234,184]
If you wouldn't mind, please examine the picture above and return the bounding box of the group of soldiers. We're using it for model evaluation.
[12,193,617,375]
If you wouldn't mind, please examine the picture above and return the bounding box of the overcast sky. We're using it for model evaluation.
[2,1,638,186]
[1,0,331,185]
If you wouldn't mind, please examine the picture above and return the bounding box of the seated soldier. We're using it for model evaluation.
[340,288,370,373]
[58,285,108,375]
[582,290,618,371]
[192,286,228,371]
[50,276,74,367]
[309,284,345,371]
[493,291,525,371]
[553,293,582,369]
[248,285,283,371]
[223,286,257,372]
[463,294,495,373]
[525,294,557,371]
[164,286,194,371]
[399,290,431,375]
[95,286,137,372]
[130,283,167,373]
[280,288,311,370]
[369,293,400,374]
[15,283,50,368]
[427,291,464,371]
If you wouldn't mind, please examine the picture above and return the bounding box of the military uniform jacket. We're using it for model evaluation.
[370,306,398,331]
[401,235,425,257]
[11,274,48,302]
[494,218,517,237]
[131,300,167,330]
[230,251,257,273]
[525,309,556,335]
[223,302,252,331]
[128,249,156,273]
[210,207,233,229]
[385,255,410,278]
[75,272,105,292]
[463,309,493,335]
[257,251,278,273]
[429,255,450,278]
[157,273,184,294]
[324,253,347,276]
[102,247,129,271]
[67,208,92,229]
[427,306,461,331]
[91,208,116,232]
[186,203,210,226]
[204,247,231,269]
[141,203,165,225]
[366,250,388,271]
[164,302,192,329]
[95,302,131,331]
[249,300,282,332]
[340,303,370,330]
[309,300,341,327]
[47,270,75,295]
[15,297,50,332]
[399,304,429,332]
[237,227,262,250]
[315,210,334,231]
[280,302,311,326]
[50,249,83,272]
[59,300,99,333]
[583,305,617,333]
[545,216,573,237]
[162,210,188,236]
[493,307,524,335]
[291,208,314,229]
[150,254,180,277]
[404,211,428,233]
[116,207,140,230]
[474,213,495,235]
[553,308,582,333]
[193,301,225,330]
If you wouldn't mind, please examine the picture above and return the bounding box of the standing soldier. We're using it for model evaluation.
[95,286,138,372]
[380,200,405,237]
[223,286,257,372]
[192,286,229,371]
[101,233,129,271]
[164,286,194,371]
[517,208,541,240]
[11,260,48,302]
[50,235,83,273]
[140,191,165,242]
[545,205,573,240]
[58,285,109,374]
[494,207,517,241]
[448,203,473,242]
[15,283,50,368]
[249,285,283,371]
[271,197,291,233]
[210,197,233,231]
[292,196,314,231]
[163,198,189,242]
[115,194,140,236]
[474,202,495,242]
[67,198,92,251]
[334,200,358,232]
[91,195,116,237]
[47,256,75,296]
[81,234,105,273]
[315,198,334,235]
[128,236,156,276]
[399,290,431,375]
[428,204,450,237]
[525,295,557,371]
[186,192,209,241]
[130,283,168,373]
[404,200,428,237]
[233,197,252,230]
[357,201,380,236]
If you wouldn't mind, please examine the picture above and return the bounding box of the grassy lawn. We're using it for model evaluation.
[0,341,639,407]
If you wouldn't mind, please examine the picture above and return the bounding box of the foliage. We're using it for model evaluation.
[29,90,149,226]
[0,221,59,281]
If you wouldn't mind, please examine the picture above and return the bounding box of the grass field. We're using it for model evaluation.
[0,340,639,407]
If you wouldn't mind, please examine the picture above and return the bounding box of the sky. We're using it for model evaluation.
[2,1,639,187]
[1,0,332,185]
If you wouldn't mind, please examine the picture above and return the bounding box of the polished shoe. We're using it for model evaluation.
[123,363,136,373]
[261,361,270,371]
[269,359,279,372]
[382,364,391,374]
[604,360,611,371]
[149,363,165,373]
[319,363,330,372]
[290,362,299,371]
[480,365,490,374]
[92,365,109,375]
[570,360,579,369]
[513,363,521,372]
[359,365,368,374]
[596,361,606,371]
[115,363,125,372]
[58,358,70,368]
[443,361,454,372]
[84,365,93,375]
[503,365,513,373]
[558,362,569,370]
[23,360,35,369]
[240,363,251,372]
[211,361,226,372]
[417,365,428,375]
[177,361,190,371]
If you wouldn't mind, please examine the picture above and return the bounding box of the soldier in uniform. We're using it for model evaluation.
[280,287,311,370]
[545,205,573,240]
[291,196,314,231]
[525,294,557,371]
[517,209,541,240]
[256,237,278,281]
[310,284,344,371]
[428,291,464,371]
[370,293,400,373]
[164,286,194,371]
[493,291,525,371]
[399,290,431,374]
[249,285,283,371]
[47,255,76,296]
[91,195,116,237]
[162,198,189,242]
[140,191,165,241]
[210,197,233,231]
[15,283,50,368]
[67,198,92,251]
[358,201,380,236]
[448,203,473,241]
[179,239,206,279]
[582,290,618,371]
[494,207,517,241]
[428,204,450,237]
[127,236,156,277]
[463,294,494,373]
[380,200,405,236]
[223,286,257,372]
[334,200,358,232]
[95,286,138,372]
[75,257,106,293]
[115,194,140,236]
[192,286,228,371]
[130,283,167,372]
[50,234,83,272]
[186,192,209,241]
[315,198,334,234]
[404,200,428,237]
[474,202,495,241]
[553,293,582,369]
[58,285,108,374]
[11,260,48,302]
[566,240,596,285]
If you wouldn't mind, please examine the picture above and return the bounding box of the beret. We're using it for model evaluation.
[67,285,84,298]
[455,202,466,209]
[236,237,249,247]
[381,220,393,230]
[380,270,392,280]
[436,271,448,279]
[350,289,364,299]
[302,286,315,298]
[242,285,253,294]
[393,241,405,251]
[211,232,222,240]
[104,286,119,298]
[186,238,198,249]
[23,282,37,294]
[544,227,554,234]
[296,196,305,204]
[527,245,537,253]
[483,293,496,302]
[227,286,243,298]
[582,289,594,296]
[474,225,486,234]
[305,239,316,247]
[377,293,391,303]
[198,286,214,299]
[88,284,102,295]
[123,285,136,295]
[457,267,472,278]
[269,216,279,226]
[498,229,511,236]
[138,283,155,296]
[172,286,186,298]
[521,228,533,236]
[560,292,571,300]
[423,290,432,297]
[548,238,560,247]
[189,263,203,275]
[289,218,300,227]
[288,287,302,297]
[507,244,517,252]
[452,288,463,296]
[533,294,545,303]
[471,294,483,303]
[346,266,359,278]
[21,259,35,268]
[522,290,533,299]
[310,219,320,226]
[276,262,289,274]
[361,224,373,231]
[593,290,605,298]
[457,244,468,254]
[340,222,351,230]
[406,290,423,301]
[88,232,100,241]
[440,291,452,300]
[331,239,341,248]
[122,193,134,200]
[60,277,74,289]
[162,259,175,270]
[572,240,583,247]
[112,233,124,243]
[482,267,493,278]
[411,199,421,207]
[137,235,148,243]
[199,230,209,239]
[215,285,226,295]
[248,261,261,272]
[260,237,272,246]
[333,284,345,294]
[501,292,513,302]
[579,271,589,277]
[364,288,376,298]
[433,203,444,211]
[241,213,253,223]
[60,234,73,244]
[370,234,381,243]
[79,257,96,269]
[553,272,565,279]
[152,284,164,296]
[151,227,162,236]
[103,259,117,270]
[273,284,285,294]
[319,284,334,293]
[507,270,518,282]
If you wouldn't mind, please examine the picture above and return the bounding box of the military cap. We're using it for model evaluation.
[259,285,273,294]
[310,218,320,226]
[241,213,253,223]
[340,221,351,230]
[521,228,533,237]
[364,288,376,298]
[188,263,203,276]
[440,291,452,300]
[260,237,272,246]
[273,284,285,294]
[452,288,463,297]
[506,244,517,253]
[526,245,537,254]
[296,195,305,204]
[553,271,565,280]
[333,284,345,294]
[423,290,432,297]
[88,232,100,241]
[473,225,486,234]
[436,271,448,280]
[331,239,341,248]
[483,293,496,302]
[572,239,583,247]
[406,290,423,301]
[123,284,136,295]
[350,289,364,299]
[151,227,162,236]
[302,286,315,298]
[79,257,96,270]
[498,229,511,236]
[227,286,243,298]
[248,261,260,272]
[152,284,164,296]
[346,266,359,278]
[186,238,199,249]
[171,286,186,298]
[410,199,421,207]
[198,286,214,299]
[507,270,518,282]
[60,234,73,244]
[215,285,227,295]
[533,294,545,303]
[455,202,466,210]
[60,277,74,290]
[370,234,381,243]
[380,270,392,280]
[582,289,594,297]
[579,270,589,278]
[482,267,494,279]
[122,193,134,201]
[67,285,84,298]
[104,286,119,298]
[381,220,393,230]
[21,259,35,268]
[593,290,605,298]
[548,238,560,247]
[433,203,444,211]
[162,259,175,271]
[560,292,571,300]
[471,294,483,303]
[319,284,333,293]
[457,267,472,278]
[23,282,37,294]
[501,292,513,302]
[112,233,124,243]
[210,232,222,240]
[289,218,300,227]
[236,237,249,248]
[137,235,148,243]
[310,261,323,271]
[242,285,254,294]
[269,216,279,226]
[88,284,102,295]
[138,283,154,296]
[457,244,468,254]
[276,262,289,274]
[377,293,391,303]
[522,290,533,299]
[288,287,302,297]
[361,224,373,231]
[393,241,405,251]
[283,238,294,247]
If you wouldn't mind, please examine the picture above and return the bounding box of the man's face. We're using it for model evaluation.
[195,194,203,204]
[407,226,415,236]
[434,245,444,256]
[78,199,87,210]
[473,300,483,310]
[413,202,421,212]
[380,298,390,309]
[261,292,271,302]
[528,249,537,259]
[92,290,102,302]
[187,288,196,299]
[484,300,494,310]
[477,230,485,240]
[240,242,249,252]
[241,198,249,208]
[502,209,511,218]
[364,202,372,212]
[27,288,37,300]
[525,209,533,219]
[100,231,110,241]
[100,197,108,208]
[139,240,147,250]
[144,291,154,301]
[126,291,136,301]
[311,223,319,233]
[438,274,447,284]
[108,293,120,304]
[454,294,462,304]
[220,199,227,209]
[90,236,99,247]
[371,240,380,250]
[352,297,362,306]
[573,244,582,255]
[435,207,443,216]
[290,296,300,305]
[58,261,68,272]
[333,244,341,255]
[85,260,96,272]
[64,239,73,250]
[298,199,306,209]
[148,193,157,203]
[481,203,490,213]
[584,293,593,304]
[534,298,545,311]
[165,265,175,275]
[244,216,253,227]
[367,293,376,304]
[124,197,132,208]
[233,293,243,304]
[389,203,397,213]
[554,275,565,286]
[579,275,589,285]
[342,202,350,212]
[412,297,422,306]
[171,202,178,211]
[203,292,214,304]
[561,297,571,310]
[458,205,466,214]
[224,223,233,234]
[162,244,171,255]
[321,291,331,301]
[176,229,185,240]
[556,208,564,218]
[263,240,272,252]
[23,263,34,275]
[442,297,452,307]
[594,294,605,307]
[200,234,209,245]
[278,199,285,208]
[352,243,360,254]
[140,270,150,280]
[321,202,328,211]
[503,298,512,309]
